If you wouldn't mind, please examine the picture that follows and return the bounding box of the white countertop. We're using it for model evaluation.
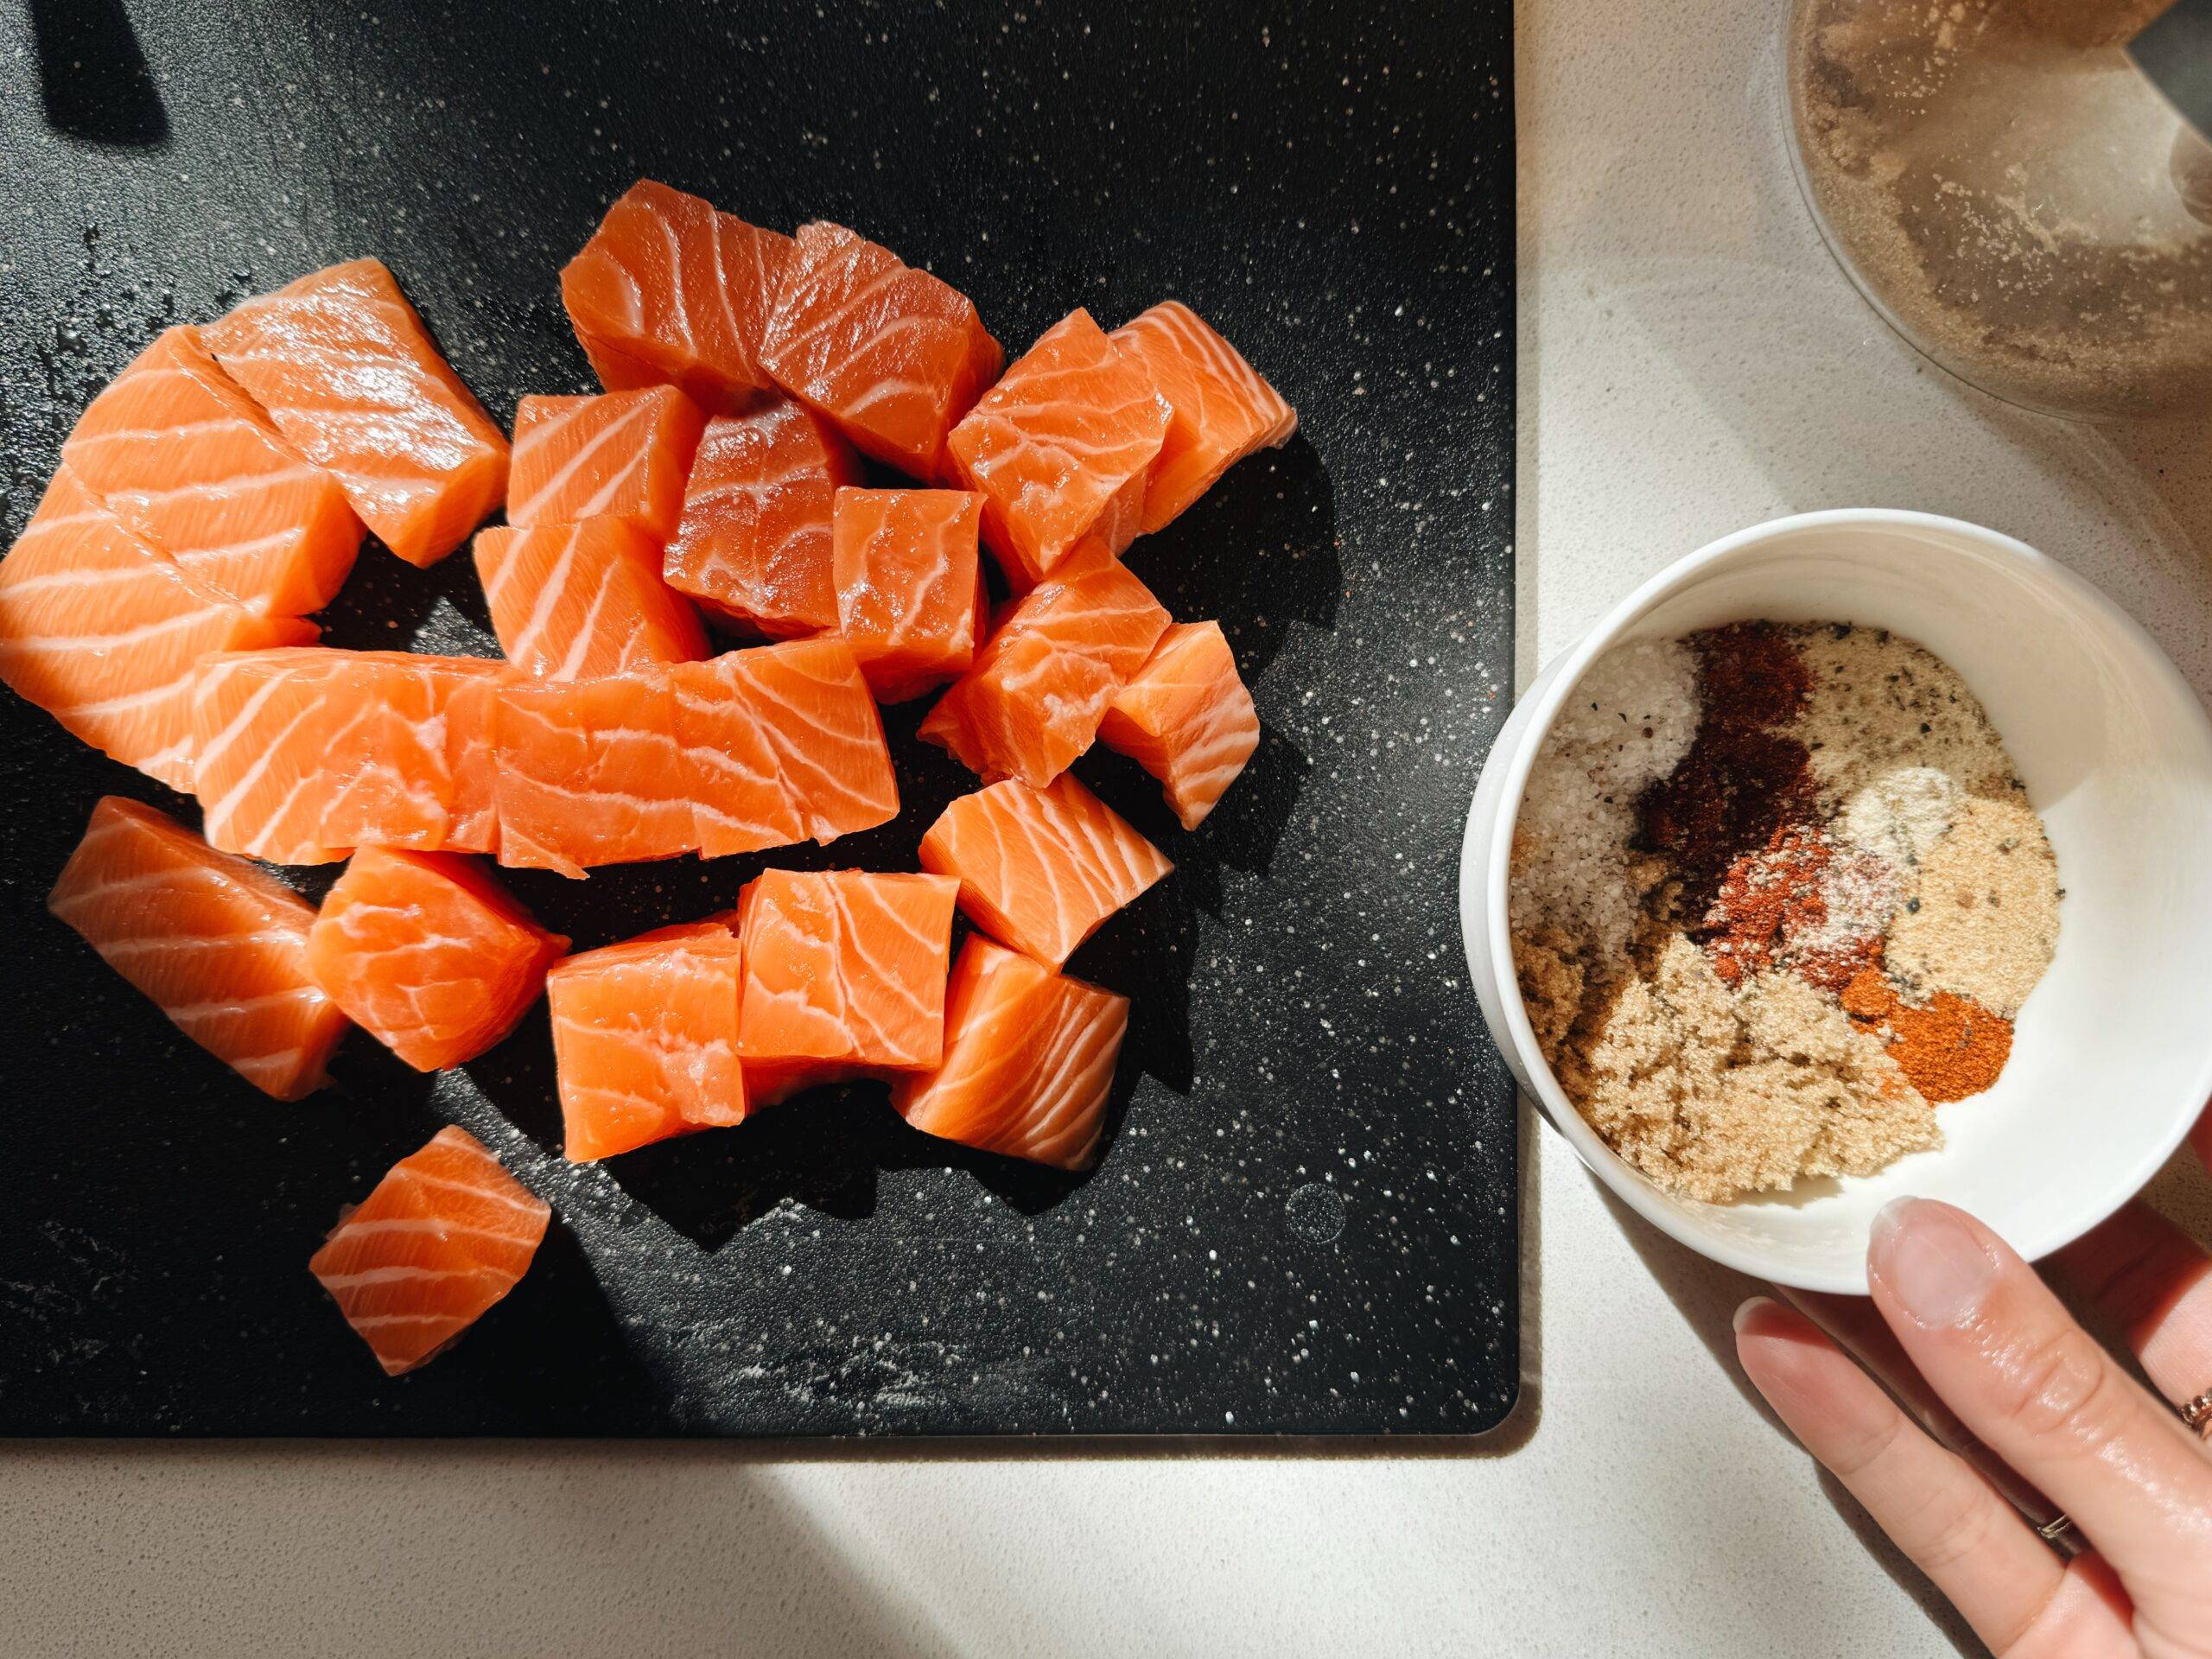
[9,3,2212,1654]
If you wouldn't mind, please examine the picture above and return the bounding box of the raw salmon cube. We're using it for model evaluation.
[945,308,1170,586]
[203,259,509,568]
[1098,620,1260,829]
[918,558,1171,788]
[546,919,748,1160]
[1109,301,1297,534]
[560,180,792,416]
[191,648,513,865]
[60,325,363,616]
[736,869,959,1071]
[919,774,1172,969]
[315,653,516,857]
[0,468,315,791]
[473,518,708,682]
[491,670,696,877]
[832,487,985,702]
[48,796,350,1100]
[665,658,806,857]
[892,937,1128,1171]
[758,221,1002,480]
[664,399,860,636]
[308,1126,550,1375]
[507,385,708,539]
[671,639,898,855]
[190,648,354,863]
[306,849,568,1072]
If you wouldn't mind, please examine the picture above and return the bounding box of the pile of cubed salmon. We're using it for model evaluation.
[4,179,1294,1375]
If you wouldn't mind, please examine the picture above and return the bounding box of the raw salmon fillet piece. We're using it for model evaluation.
[48,796,350,1100]
[507,385,707,539]
[473,519,708,682]
[560,180,792,416]
[737,868,959,1071]
[546,919,747,1160]
[306,849,568,1072]
[490,642,895,875]
[492,670,695,877]
[1098,620,1260,829]
[0,467,315,790]
[202,258,510,568]
[664,398,860,635]
[308,1125,550,1376]
[671,639,899,855]
[1109,301,1297,534]
[832,487,985,702]
[918,558,1171,788]
[945,308,1169,587]
[893,938,1127,1171]
[758,221,1002,479]
[191,648,516,864]
[314,654,518,857]
[920,773,1172,969]
[190,649,352,863]
[60,326,363,616]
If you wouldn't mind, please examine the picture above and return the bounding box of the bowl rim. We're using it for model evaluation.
[1464,506,2212,1292]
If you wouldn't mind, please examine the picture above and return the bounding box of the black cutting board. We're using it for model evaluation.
[0,0,1517,1436]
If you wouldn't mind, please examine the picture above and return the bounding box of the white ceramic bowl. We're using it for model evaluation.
[1462,510,2212,1293]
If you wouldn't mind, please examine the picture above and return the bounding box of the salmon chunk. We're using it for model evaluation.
[893,938,1127,1171]
[60,325,362,616]
[1109,300,1296,534]
[491,669,696,877]
[919,774,1172,969]
[507,385,708,539]
[192,648,516,864]
[945,308,1169,586]
[759,221,1001,479]
[832,487,985,702]
[308,1126,550,1374]
[307,849,568,1072]
[670,639,899,855]
[664,399,860,636]
[918,558,1170,788]
[736,869,959,1073]
[546,919,748,1160]
[1098,620,1260,829]
[48,796,350,1099]
[473,519,707,682]
[203,259,509,567]
[561,180,792,415]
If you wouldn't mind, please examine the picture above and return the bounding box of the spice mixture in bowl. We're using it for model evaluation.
[1510,621,2058,1202]
[1462,510,2212,1292]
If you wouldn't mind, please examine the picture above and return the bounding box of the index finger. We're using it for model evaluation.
[1786,1287,2069,1539]
[1866,1198,2212,1605]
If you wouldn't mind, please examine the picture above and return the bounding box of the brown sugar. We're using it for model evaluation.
[1571,937,1938,1204]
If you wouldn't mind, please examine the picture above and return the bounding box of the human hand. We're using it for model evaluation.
[1733,1118,2212,1656]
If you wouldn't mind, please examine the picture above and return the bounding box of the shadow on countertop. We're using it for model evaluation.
[1593,1174,1984,1659]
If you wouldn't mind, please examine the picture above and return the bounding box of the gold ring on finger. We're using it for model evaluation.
[2183,1387,2212,1441]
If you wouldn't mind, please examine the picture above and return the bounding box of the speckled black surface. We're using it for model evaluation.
[0,0,1516,1436]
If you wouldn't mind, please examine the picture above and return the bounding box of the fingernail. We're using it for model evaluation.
[1732,1295,1773,1335]
[1869,1197,1999,1328]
